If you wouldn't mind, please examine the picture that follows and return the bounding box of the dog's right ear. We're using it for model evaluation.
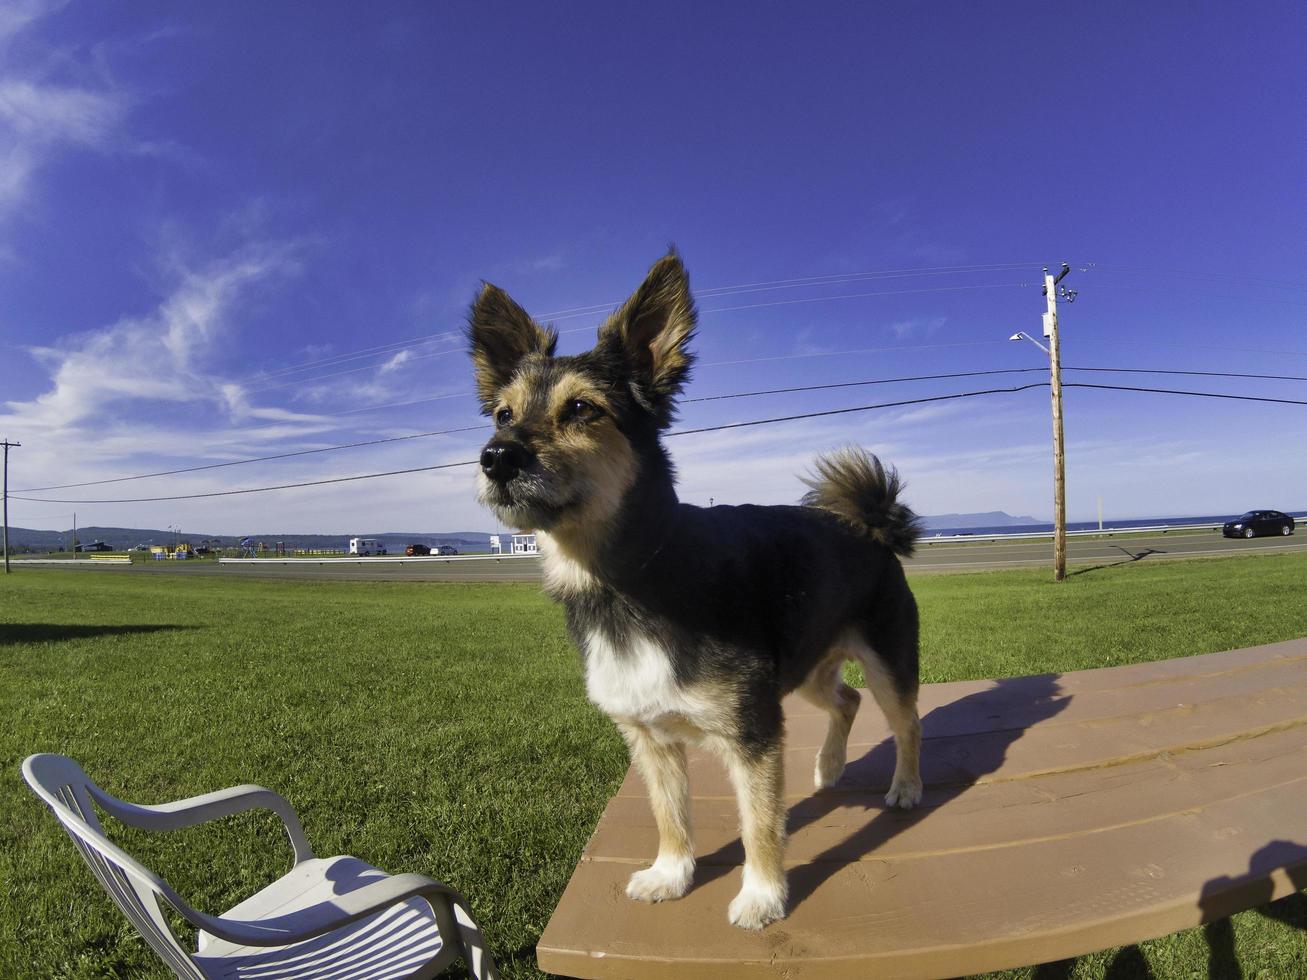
[597,251,697,428]
[467,284,558,413]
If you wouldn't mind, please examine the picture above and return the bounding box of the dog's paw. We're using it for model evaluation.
[626,856,694,903]
[813,750,846,790]
[728,874,787,930]
[885,775,923,809]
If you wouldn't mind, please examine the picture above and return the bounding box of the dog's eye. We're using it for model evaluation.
[495,407,513,427]
[564,399,600,422]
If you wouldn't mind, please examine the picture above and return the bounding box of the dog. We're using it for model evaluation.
[468,251,923,930]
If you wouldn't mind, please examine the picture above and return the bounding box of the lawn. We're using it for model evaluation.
[1,552,1306,979]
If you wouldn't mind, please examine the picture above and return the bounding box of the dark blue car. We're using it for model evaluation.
[1222,510,1295,539]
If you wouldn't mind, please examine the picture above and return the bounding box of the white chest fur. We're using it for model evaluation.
[584,631,708,725]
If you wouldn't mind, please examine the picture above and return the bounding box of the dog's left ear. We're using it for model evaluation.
[598,250,697,427]
[468,283,559,413]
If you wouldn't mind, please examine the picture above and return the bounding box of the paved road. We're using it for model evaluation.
[16,528,1307,581]
[909,528,1307,574]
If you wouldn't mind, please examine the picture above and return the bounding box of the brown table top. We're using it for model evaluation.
[538,638,1307,979]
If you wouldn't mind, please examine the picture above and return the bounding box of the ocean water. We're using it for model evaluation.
[929,510,1307,538]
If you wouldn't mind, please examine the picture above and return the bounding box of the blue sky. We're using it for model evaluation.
[2,1,1305,536]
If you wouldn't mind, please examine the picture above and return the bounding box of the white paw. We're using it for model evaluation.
[728,873,787,930]
[885,775,923,809]
[814,750,846,790]
[626,856,694,903]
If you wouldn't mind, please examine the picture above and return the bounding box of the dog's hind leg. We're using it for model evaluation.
[847,629,923,809]
[721,739,788,929]
[619,722,695,903]
[796,651,861,790]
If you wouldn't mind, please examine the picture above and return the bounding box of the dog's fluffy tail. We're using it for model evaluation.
[800,447,922,557]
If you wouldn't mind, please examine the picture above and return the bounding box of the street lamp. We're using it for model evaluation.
[1008,331,1049,355]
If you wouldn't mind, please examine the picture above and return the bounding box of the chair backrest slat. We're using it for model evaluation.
[26,757,206,980]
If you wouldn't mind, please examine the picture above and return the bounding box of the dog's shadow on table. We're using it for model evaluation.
[695,673,1072,911]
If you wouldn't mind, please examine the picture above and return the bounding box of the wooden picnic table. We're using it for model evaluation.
[538,638,1307,979]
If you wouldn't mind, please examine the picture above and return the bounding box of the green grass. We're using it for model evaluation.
[1,552,1306,979]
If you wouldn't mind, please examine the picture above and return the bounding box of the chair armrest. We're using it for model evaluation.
[89,782,314,865]
[183,872,466,947]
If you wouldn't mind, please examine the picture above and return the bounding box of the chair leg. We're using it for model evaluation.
[452,900,498,980]
[430,894,498,980]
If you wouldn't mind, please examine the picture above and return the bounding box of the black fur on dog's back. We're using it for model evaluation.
[800,448,922,558]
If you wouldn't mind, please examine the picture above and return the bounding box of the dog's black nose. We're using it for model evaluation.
[480,442,529,483]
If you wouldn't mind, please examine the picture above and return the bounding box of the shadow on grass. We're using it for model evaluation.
[1032,945,1155,978]
[0,623,195,646]
[1069,547,1168,578]
[1031,839,1307,978]
[1200,839,1307,980]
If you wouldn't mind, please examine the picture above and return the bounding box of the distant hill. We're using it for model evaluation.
[2,526,497,554]
[4,513,1042,554]
[919,511,1039,530]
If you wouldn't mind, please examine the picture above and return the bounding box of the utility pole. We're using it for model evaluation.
[1043,263,1075,582]
[2,439,18,574]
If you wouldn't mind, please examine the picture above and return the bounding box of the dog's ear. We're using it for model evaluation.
[598,250,697,427]
[467,284,558,412]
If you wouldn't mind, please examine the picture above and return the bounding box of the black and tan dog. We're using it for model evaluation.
[468,251,923,929]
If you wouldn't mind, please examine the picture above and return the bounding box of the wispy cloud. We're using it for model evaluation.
[377,349,412,374]
[0,79,125,144]
[0,2,133,233]
[4,243,300,435]
[890,316,947,340]
[0,0,62,46]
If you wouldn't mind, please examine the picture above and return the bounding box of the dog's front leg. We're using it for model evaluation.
[619,722,695,902]
[724,742,788,929]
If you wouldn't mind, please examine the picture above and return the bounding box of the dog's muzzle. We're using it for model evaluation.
[480,441,532,484]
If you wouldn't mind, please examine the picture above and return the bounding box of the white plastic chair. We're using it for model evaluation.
[22,754,497,980]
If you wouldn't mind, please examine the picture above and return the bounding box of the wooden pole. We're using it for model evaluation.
[1044,271,1067,581]
[2,440,16,574]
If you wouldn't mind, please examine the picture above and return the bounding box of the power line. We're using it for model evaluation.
[244,343,466,392]
[1090,264,1307,294]
[18,364,1307,493]
[242,261,1042,387]
[1076,337,1307,358]
[702,340,1010,368]
[245,281,1036,393]
[1066,366,1307,383]
[684,262,1038,299]
[692,281,1029,316]
[7,367,1062,492]
[11,460,479,505]
[1064,383,1307,407]
[668,384,1049,437]
[253,330,464,381]
[220,256,1307,392]
[525,261,1043,322]
[9,385,1047,504]
[13,424,492,492]
[14,380,1307,506]
[685,368,1048,403]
